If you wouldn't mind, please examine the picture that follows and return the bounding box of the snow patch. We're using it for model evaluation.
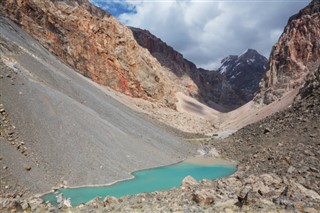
[247,58,255,64]
[219,65,228,74]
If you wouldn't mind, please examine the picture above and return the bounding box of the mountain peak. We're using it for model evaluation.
[217,49,268,102]
[239,49,262,59]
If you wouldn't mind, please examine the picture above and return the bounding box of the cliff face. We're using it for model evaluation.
[217,49,268,102]
[130,27,246,111]
[1,0,175,101]
[258,0,320,104]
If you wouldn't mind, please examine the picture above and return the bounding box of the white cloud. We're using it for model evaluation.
[97,0,310,70]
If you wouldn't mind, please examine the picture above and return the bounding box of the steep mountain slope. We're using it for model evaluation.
[217,49,268,102]
[0,17,195,196]
[1,0,176,103]
[257,0,320,104]
[130,27,245,111]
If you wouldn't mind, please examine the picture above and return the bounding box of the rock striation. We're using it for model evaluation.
[258,0,320,104]
[0,0,177,102]
[217,49,268,102]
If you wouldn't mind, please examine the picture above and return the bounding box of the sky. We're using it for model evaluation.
[90,0,310,70]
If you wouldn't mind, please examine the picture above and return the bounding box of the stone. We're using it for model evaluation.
[8,200,22,211]
[28,198,44,211]
[192,189,215,206]
[309,167,319,173]
[62,198,72,208]
[20,200,30,210]
[264,128,271,134]
[23,164,31,171]
[181,176,198,187]
[293,182,320,200]
[104,196,119,205]
[287,166,295,174]
[86,197,103,208]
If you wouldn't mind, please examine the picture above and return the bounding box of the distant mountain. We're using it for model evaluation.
[217,49,268,102]
[257,0,320,104]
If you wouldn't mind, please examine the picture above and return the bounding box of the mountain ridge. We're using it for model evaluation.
[130,27,267,110]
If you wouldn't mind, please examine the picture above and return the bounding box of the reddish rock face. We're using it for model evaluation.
[1,0,173,100]
[258,0,320,104]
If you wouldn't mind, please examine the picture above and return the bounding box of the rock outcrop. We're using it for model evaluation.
[130,27,247,111]
[258,0,320,104]
[0,0,176,102]
[217,49,268,102]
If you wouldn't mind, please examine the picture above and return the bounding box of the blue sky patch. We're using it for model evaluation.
[90,0,136,17]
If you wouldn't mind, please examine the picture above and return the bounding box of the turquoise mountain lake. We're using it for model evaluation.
[42,158,236,206]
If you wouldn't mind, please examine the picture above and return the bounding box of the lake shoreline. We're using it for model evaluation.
[41,155,237,206]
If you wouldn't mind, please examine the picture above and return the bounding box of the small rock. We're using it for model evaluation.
[86,197,103,208]
[23,164,31,171]
[0,108,5,113]
[8,200,22,211]
[3,165,8,169]
[181,176,198,187]
[62,198,72,208]
[192,189,215,205]
[309,167,319,173]
[20,200,30,210]
[28,198,44,211]
[0,74,3,79]
[287,166,295,174]
[104,196,119,205]
[264,128,271,134]
[7,130,14,136]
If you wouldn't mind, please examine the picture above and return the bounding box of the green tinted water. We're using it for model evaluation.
[42,160,236,206]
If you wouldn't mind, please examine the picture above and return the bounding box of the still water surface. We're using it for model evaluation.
[42,158,236,206]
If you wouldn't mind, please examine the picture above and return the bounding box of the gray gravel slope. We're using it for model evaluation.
[0,17,196,195]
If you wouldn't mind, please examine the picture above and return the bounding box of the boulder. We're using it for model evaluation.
[103,196,119,205]
[181,176,198,187]
[192,189,215,205]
